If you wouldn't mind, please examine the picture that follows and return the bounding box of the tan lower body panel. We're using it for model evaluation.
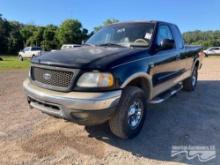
[150,70,192,99]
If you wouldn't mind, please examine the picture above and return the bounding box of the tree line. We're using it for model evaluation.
[183,30,220,48]
[0,14,119,54]
[1,13,219,54]
[0,14,91,54]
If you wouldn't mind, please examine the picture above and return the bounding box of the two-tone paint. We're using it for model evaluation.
[31,21,203,100]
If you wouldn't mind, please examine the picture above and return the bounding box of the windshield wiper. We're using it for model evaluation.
[82,43,95,46]
[97,43,127,48]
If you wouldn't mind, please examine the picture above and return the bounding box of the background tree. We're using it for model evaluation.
[41,25,59,50]
[94,18,119,31]
[32,26,45,46]
[57,19,87,45]
[81,28,89,42]
[0,15,89,54]
[0,15,10,53]
[20,25,37,47]
[183,30,220,48]
[7,21,23,53]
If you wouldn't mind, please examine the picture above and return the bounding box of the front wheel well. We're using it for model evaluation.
[125,77,150,100]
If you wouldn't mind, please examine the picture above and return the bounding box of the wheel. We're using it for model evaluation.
[18,55,23,61]
[109,86,147,139]
[183,66,198,91]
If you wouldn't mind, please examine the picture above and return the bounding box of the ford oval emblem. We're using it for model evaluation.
[43,73,52,80]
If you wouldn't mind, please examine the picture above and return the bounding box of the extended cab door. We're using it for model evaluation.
[170,24,194,76]
[150,23,185,97]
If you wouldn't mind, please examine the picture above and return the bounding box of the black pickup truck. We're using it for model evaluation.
[23,21,204,139]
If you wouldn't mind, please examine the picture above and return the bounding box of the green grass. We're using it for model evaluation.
[0,55,30,70]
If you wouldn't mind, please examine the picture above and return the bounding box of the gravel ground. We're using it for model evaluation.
[0,58,220,165]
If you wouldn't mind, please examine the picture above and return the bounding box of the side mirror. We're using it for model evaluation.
[160,39,175,50]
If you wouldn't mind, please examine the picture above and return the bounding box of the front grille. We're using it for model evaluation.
[31,66,76,91]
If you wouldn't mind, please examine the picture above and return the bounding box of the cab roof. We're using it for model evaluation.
[108,20,175,26]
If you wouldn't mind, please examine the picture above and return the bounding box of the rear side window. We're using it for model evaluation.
[208,47,220,51]
[32,47,41,51]
[24,47,30,51]
[156,25,173,46]
[171,25,184,49]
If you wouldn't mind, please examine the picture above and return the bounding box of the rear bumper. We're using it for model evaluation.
[23,79,121,125]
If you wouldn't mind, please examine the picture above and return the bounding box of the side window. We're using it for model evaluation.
[24,47,30,51]
[210,48,218,51]
[171,25,184,49]
[156,25,173,46]
[32,47,41,51]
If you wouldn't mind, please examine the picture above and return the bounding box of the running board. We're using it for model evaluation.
[149,84,183,104]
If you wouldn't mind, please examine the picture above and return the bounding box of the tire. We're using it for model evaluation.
[18,55,23,61]
[183,66,198,91]
[109,86,147,139]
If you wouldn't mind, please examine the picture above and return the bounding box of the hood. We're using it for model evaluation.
[32,46,148,69]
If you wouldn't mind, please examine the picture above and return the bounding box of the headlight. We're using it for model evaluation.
[77,72,114,88]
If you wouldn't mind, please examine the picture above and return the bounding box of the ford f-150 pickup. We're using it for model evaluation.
[23,21,204,139]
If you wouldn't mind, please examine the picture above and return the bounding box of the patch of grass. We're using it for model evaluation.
[0,55,30,70]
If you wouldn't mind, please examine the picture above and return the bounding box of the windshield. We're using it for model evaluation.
[87,22,155,47]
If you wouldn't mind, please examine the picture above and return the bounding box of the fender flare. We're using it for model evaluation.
[120,72,153,99]
[192,58,200,72]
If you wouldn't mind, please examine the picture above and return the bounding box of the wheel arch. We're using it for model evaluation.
[192,58,200,72]
[120,72,153,100]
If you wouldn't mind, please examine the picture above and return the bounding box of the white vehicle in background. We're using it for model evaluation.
[18,47,44,61]
[203,47,220,57]
[61,44,81,50]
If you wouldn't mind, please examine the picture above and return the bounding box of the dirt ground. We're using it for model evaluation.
[0,57,220,165]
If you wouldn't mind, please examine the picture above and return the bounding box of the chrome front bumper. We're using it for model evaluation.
[23,79,121,124]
